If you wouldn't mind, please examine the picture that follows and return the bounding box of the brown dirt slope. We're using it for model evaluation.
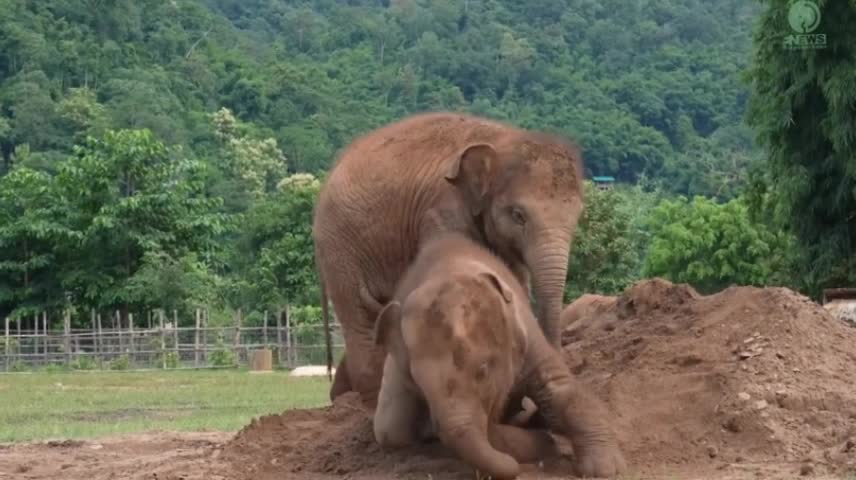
[218,279,856,479]
[562,279,856,476]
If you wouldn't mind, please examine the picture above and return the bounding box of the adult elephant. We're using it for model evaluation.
[314,112,585,407]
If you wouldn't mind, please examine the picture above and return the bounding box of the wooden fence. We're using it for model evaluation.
[1,308,345,372]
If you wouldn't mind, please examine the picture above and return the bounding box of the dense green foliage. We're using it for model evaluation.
[643,196,798,293]
[0,0,761,189]
[565,182,662,301]
[0,0,848,326]
[745,0,856,295]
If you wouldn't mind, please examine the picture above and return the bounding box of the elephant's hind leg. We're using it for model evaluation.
[328,287,386,403]
[329,355,351,402]
[326,276,386,408]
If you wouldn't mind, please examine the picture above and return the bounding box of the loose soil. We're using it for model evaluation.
[3,279,856,479]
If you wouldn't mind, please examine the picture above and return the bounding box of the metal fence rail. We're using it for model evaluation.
[2,308,345,371]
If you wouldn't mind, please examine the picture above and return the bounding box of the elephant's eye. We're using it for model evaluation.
[509,207,526,226]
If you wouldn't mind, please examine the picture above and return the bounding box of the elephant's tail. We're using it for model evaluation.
[320,273,333,382]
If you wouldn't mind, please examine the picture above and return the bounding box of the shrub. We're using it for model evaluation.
[72,356,97,370]
[161,351,180,369]
[208,335,236,368]
[9,360,28,372]
[110,354,131,370]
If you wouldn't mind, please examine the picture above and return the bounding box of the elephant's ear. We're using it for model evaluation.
[444,144,498,216]
[479,271,513,304]
[373,301,402,347]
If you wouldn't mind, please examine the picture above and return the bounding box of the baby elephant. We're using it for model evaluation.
[372,232,627,479]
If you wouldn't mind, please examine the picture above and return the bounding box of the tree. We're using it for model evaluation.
[643,196,797,293]
[565,182,659,301]
[230,173,322,310]
[208,107,288,205]
[55,129,228,315]
[56,87,108,143]
[745,0,856,295]
[0,167,72,320]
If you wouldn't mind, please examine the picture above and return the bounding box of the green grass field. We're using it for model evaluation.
[0,370,330,442]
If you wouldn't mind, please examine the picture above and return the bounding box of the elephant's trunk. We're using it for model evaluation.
[435,410,521,480]
[527,234,572,347]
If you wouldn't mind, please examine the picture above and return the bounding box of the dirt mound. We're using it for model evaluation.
[562,279,856,477]
[222,392,494,480]
[213,279,856,479]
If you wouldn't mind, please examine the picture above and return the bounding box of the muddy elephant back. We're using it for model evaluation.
[328,112,520,181]
[561,294,618,329]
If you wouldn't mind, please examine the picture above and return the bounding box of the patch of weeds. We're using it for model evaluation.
[161,351,180,369]
[208,335,236,368]
[9,360,28,372]
[72,356,97,370]
[42,364,69,373]
[109,354,131,371]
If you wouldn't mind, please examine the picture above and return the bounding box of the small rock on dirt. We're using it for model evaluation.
[738,392,751,401]
[723,417,742,433]
[707,445,719,458]
[754,400,768,410]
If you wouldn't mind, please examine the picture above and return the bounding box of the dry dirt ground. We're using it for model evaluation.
[3,279,856,480]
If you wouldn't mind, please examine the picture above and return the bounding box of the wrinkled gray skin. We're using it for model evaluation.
[372,232,627,479]
[314,112,585,407]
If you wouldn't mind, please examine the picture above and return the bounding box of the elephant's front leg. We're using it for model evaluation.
[527,343,627,478]
[488,423,559,464]
[373,356,425,448]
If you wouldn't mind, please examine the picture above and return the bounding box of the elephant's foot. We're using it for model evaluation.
[329,356,352,402]
[488,423,559,465]
[571,439,627,478]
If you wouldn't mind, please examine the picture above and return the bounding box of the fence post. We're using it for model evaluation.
[194,309,201,368]
[89,310,95,360]
[63,311,71,366]
[33,313,39,367]
[95,313,104,361]
[115,310,122,354]
[263,310,269,348]
[203,308,209,363]
[233,308,242,365]
[173,310,179,364]
[285,305,293,369]
[4,317,9,371]
[160,310,166,369]
[128,313,135,350]
[276,309,283,366]
[128,313,135,367]
[42,313,48,359]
